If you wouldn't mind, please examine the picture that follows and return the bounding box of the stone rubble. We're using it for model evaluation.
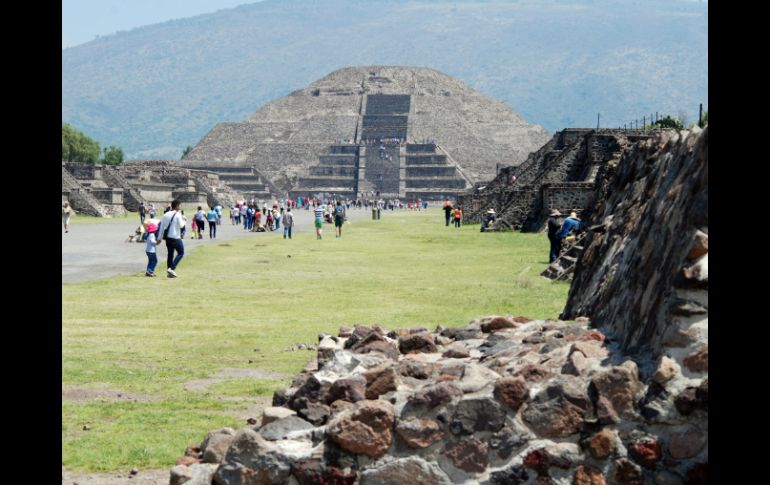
[172,315,707,484]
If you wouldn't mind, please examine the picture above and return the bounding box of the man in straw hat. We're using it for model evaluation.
[547,209,563,263]
[481,208,497,232]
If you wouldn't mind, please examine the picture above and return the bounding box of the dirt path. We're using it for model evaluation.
[62,207,370,283]
[62,468,169,485]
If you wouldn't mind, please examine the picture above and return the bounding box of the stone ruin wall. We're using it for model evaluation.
[458,129,647,231]
[562,128,708,357]
[169,128,708,485]
[542,184,596,216]
[62,160,242,215]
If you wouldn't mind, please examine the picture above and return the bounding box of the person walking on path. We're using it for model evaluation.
[314,205,324,239]
[443,200,453,227]
[139,202,146,224]
[283,207,294,239]
[144,221,159,277]
[546,210,562,263]
[453,206,463,228]
[158,199,186,278]
[214,204,222,225]
[148,203,156,219]
[194,206,206,239]
[62,201,76,233]
[334,200,346,238]
[207,206,218,239]
[274,207,281,231]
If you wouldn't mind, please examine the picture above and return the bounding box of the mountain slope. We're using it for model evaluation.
[62,0,708,159]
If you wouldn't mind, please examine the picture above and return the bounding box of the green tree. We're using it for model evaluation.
[101,145,124,165]
[651,115,684,130]
[181,145,193,159]
[62,123,100,163]
[700,110,708,127]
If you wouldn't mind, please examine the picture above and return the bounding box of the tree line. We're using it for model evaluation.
[62,123,124,165]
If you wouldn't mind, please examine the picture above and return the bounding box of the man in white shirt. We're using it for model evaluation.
[158,199,187,278]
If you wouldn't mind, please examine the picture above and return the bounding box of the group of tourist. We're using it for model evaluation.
[71,194,578,282]
[312,200,347,239]
[334,138,437,146]
[362,137,405,146]
[546,210,583,263]
[191,205,221,239]
[138,202,158,224]
[441,200,498,231]
[232,202,293,234]
[442,199,464,228]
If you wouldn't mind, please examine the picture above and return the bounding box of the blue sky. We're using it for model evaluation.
[62,0,255,49]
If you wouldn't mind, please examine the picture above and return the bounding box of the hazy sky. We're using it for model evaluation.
[62,0,706,49]
[62,0,254,49]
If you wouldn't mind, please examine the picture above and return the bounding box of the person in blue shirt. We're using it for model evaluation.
[207,206,218,239]
[214,204,223,225]
[558,212,582,240]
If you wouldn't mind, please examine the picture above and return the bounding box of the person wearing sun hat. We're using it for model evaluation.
[547,209,563,263]
[481,208,497,232]
[144,221,160,277]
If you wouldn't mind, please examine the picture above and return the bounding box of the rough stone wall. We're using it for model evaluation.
[562,128,708,356]
[182,66,550,192]
[542,184,595,214]
[62,160,243,214]
[458,129,647,231]
[64,163,103,180]
[172,316,708,485]
[90,188,123,205]
[62,164,121,216]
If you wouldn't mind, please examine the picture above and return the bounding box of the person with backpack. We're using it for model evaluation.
[207,206,218,239]
[157,199,186,278]
[194,206,206,239]
[334,200,346,238]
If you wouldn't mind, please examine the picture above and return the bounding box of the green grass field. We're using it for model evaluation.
[69,211,140,224]
[62,209,569,471]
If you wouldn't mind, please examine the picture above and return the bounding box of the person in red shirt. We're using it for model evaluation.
[453,207,463,228]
